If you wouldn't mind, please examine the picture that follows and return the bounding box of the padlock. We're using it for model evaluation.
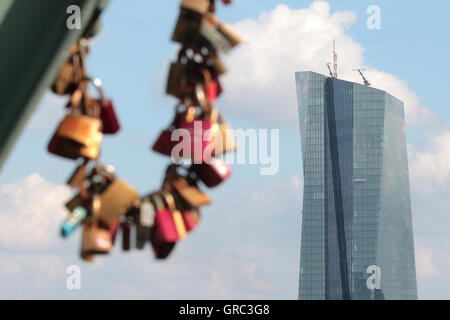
[166,62,191,99]
[49,112,103,160]
[52,41,87,95]
[171,176,212,208]
[65,193,89,213]
[152,104,186,157]
[153,192,181,243]
[177,112,217,163]
[171,8,203,44]
[153,104,215,162]
[162,164,212,208]
[135,196,155,250]
[121,221,131,252]
[52,61,78,95]
[202,12,242,52]
[81,224,112,256]
[56,113,102,145]
[210,109,237,155]
[161,191,187,240]
[181,0,210,14]
[150,192,183,260]
[180,205,201,233]
[192,157,231,188]
[48,133,85,160]
[150,235,177,260]
[98,179,140,226]
[152,127,179,157]
[205,76,223,103]
[109,219,121,245]
[66,161,88,188]
[88,78,120,134]
[61,206,87,238]
[166,48,211,100]
[80,195,113,260]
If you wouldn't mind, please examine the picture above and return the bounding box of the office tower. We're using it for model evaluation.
[295,71,417,300]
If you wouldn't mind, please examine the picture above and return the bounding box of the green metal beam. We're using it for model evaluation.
[0,0,109,171]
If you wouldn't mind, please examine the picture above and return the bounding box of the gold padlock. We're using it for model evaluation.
[80,195,112,260]
[181,0,210,14]
[171,177,212,208]
[56,114,102,147]
[98,179,140,226]
[210,109,237,155]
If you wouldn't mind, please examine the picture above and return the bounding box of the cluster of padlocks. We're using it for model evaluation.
[48,0,241,262]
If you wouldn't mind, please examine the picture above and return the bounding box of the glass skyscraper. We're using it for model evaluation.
[295,71,417,300]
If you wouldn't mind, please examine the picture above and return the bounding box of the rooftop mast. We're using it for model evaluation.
[326,63,333,78]
[333,40,338,78]
[353,68,371,86]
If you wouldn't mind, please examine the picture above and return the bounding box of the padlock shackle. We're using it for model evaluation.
[84,76,107,103]
[151,193,165,211]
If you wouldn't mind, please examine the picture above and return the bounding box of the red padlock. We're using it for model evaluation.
[152,105,217,163]
[152,128,179,157]
[150,193,181,260]
[177,118,216,163]
[150,235,177,260]
[206,77,223,103]
[152,193,179,244]
[109,219,121,245]
[192,157,231,188]
[90,78,120,134]
[182,209,200,232]
[48,133,82,160]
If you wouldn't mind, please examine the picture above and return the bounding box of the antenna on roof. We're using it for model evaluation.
[353,68,371,86]
[326,63,334,78]
[333,40,338,78]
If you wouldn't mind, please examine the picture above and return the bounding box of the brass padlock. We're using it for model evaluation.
[52,41,88,95]
[164,166,212,208]
[181,0,210,14]
[80,195,112,260]
[166,62,189,99]
[171,8,203,44]
[98,179,140,226]
[210,108,237,155]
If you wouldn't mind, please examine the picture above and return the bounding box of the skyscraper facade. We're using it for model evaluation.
[295,71,417,300]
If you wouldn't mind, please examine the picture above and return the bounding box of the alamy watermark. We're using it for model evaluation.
[66,265,81,290]
[169,124,280,176]
[366,265,381,290]
[367,5,381,30]
[66,5,81,30]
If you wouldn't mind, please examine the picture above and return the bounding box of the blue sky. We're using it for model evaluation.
[0,0,450,299]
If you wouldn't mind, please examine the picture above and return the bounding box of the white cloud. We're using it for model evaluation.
[221,1,432,126]
[408,130,450,194]
[415,246,439,278]
[0,173,72,249]
[0,253,65,290]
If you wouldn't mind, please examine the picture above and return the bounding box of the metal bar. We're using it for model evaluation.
[0,0,109,171]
